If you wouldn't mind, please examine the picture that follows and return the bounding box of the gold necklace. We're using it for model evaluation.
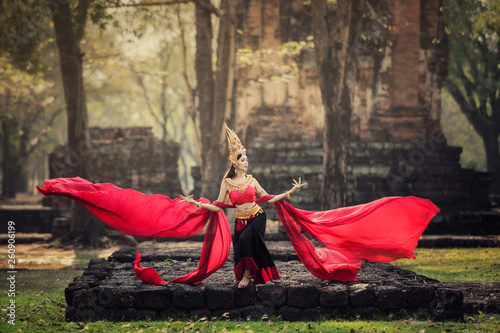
[226,175,253,194]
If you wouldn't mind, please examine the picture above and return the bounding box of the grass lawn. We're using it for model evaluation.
[392,248,500,283]
[0,248,499,332]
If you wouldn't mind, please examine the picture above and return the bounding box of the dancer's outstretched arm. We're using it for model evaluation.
[254,177,307,204]
[180,180,228,212]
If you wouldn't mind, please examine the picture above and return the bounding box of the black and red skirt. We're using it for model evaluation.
[233,209,280,285]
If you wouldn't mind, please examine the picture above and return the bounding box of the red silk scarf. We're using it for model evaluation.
[273,197,439,281]
[36,177,439,284]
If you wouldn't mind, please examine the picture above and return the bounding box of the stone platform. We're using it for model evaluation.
[65,243,500,322]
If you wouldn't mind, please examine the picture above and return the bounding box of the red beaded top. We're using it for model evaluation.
[229,185,256,205]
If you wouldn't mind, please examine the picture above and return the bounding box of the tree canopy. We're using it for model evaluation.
[443,0,500,192]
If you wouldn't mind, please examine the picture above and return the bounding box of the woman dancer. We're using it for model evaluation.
[180,126,306,287]
[36,125,439,286]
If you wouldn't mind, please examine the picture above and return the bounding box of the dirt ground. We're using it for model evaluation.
[0,238,216,270]
[0,242,122,270]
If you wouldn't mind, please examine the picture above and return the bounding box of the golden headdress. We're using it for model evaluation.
[225,124,246,166]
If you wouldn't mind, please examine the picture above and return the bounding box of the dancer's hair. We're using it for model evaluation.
[223,153,243,179]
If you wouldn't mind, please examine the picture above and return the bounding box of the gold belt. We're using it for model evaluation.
[236,204,262,221]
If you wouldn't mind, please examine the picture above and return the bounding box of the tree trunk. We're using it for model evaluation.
[1,153,22,199]
[160,74,168,140]
[195,0,215,172]
[311,0,364,209]
[52,1,106,248]
[197,0,237,198]
[0,117,21,199]
[1,167,21,199]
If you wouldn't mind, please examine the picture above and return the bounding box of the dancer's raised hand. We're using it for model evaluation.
[180,194,196,205]
[290,177,307,194]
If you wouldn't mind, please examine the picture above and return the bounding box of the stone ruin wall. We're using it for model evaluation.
[46,127,183,206]
[232,0,495,220]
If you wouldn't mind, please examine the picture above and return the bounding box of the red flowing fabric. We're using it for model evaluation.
[36,177,230,285]
[36,177,439,285]
[273,197,439,281]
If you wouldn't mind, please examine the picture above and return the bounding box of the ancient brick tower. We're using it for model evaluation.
[235,0,446,147]
[233,0,496,230]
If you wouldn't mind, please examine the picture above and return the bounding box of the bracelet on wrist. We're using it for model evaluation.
[197,201,203,210]
[285,190,291,200]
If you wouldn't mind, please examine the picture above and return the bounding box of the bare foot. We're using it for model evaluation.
[238,276,251,288]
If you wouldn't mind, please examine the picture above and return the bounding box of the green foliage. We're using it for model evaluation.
[164,258,179,266]
[87,0,122,30]
[444,0,500,83]
[0,57,63,196]
[81,3,200,192]
[0,1,71,193]
[0,0,52,72]
[0,0,120,72]
[1,1,202,192]
[279,39,315,58]
[442,0,500,155]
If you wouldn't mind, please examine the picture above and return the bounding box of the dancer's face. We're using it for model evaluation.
[236,154,248,172]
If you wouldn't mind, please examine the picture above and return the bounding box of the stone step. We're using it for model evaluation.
[64,248,498,322]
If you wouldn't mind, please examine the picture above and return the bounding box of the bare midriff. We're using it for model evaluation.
[234,201,257,212]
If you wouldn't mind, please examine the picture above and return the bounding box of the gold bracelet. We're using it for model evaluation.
[197,201,203,210]
[285,191,291,200]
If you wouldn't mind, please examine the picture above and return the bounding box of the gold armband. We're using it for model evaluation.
[285,191,291,200]
[197,201,203,210]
